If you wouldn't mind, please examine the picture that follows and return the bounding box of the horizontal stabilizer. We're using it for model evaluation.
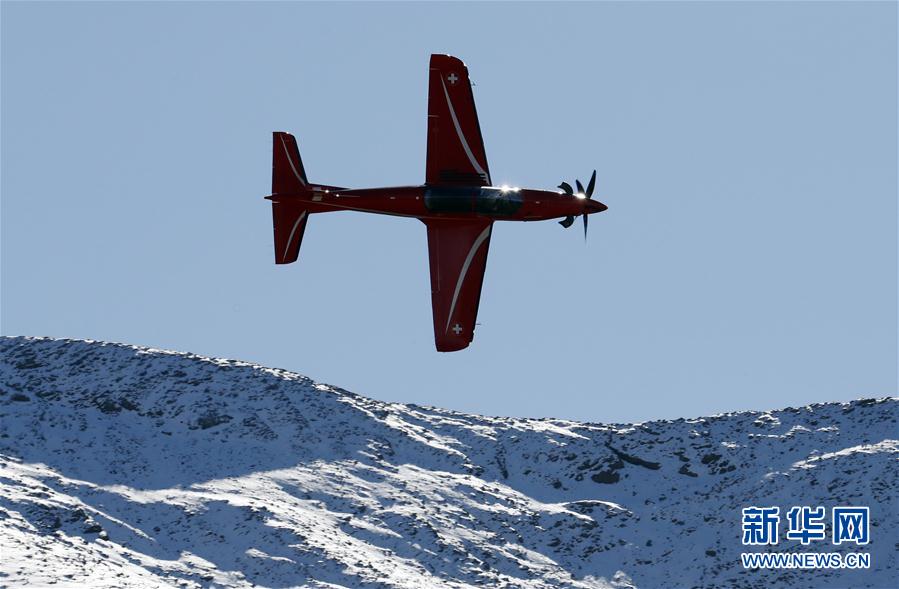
[271,202,309,264]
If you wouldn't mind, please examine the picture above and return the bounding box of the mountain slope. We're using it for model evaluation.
[0,337,896,588]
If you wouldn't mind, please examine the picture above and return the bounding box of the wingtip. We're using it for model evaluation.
[435,341,471,353]
[430,54,466,68]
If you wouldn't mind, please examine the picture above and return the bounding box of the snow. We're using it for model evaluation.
[1,336,896,588]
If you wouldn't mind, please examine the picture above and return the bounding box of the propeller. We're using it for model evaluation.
[557,170,598,239]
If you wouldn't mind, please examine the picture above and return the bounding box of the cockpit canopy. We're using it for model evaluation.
[424,186,523,216]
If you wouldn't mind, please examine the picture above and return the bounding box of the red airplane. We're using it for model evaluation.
[266,54,607,352]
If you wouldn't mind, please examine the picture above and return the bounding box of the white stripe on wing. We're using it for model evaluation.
[441,78,489,184]
[445,224,492,333]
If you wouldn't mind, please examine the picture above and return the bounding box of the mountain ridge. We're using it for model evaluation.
[1,336,896,588]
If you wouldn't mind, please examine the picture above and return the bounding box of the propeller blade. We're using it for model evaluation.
[576,179,585,195]
[559,215,575,228]
[586,170,596,198]
[558,182,574,195]
[583,213,589,240]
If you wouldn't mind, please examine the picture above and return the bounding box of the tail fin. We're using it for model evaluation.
[271,203,309,264]
[270,132,310,264]
[272,131,308,195]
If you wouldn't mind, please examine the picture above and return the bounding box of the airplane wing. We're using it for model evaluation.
[424,218,493,351]
[426,54,492,186]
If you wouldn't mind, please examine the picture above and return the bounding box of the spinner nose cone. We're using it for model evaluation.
[586,199,608,213]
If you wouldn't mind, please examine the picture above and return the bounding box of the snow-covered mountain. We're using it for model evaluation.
[1,337,896,588]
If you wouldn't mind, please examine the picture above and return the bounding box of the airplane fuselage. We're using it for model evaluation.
[276,185,607,222]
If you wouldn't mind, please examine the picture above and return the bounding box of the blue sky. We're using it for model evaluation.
[2,1,896,422]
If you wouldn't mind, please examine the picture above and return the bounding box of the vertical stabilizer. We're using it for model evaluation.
[272,131,308,195]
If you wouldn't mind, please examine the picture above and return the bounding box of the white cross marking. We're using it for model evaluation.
[452,323,463,335]
[447,73,459,85]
